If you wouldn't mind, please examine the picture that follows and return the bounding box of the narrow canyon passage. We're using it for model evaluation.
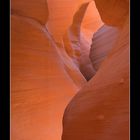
[11,0,129,140]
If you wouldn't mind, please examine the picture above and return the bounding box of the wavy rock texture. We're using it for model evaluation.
[46,0,88,42]
[45,0,102,80]
[70,2,90,38]
[79,33,96,80]
[62,2,90,64]
[63,1,102,80]
[89,25,120,72]
[46,0,102,42]
[11,0,129,140]
[62,0,129,139]
[11,12,86,140]
[62,15,129,140]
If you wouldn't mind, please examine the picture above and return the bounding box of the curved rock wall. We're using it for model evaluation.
[11,0,129,140]
[46,0,89,42]
[11,0,49,24]
[46,0,102,42]
[62,0,129,139]
[94,0,129,27]
[81,1,103,42]
[89,25,120,72]
[62,1,102,80]
[11,1,86,139]
[62,16,129,140]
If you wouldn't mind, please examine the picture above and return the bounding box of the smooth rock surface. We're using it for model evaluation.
[62,1,101,80]
[81,1,103,42]
[11,0,129,140]
[11,14,86,140]
[46,0,102,42]
[94,0,129,27]
[89,24,120,72]
[11,0,49,24]
[62,15,129,140]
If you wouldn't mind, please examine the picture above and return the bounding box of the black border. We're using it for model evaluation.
[0,0,10,139]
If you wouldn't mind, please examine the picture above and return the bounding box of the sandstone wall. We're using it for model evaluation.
[62,0,129,139]
[11,1,87,140]
[62,16,129,140]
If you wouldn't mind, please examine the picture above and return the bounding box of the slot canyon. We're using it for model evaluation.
[11,0,129,140]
